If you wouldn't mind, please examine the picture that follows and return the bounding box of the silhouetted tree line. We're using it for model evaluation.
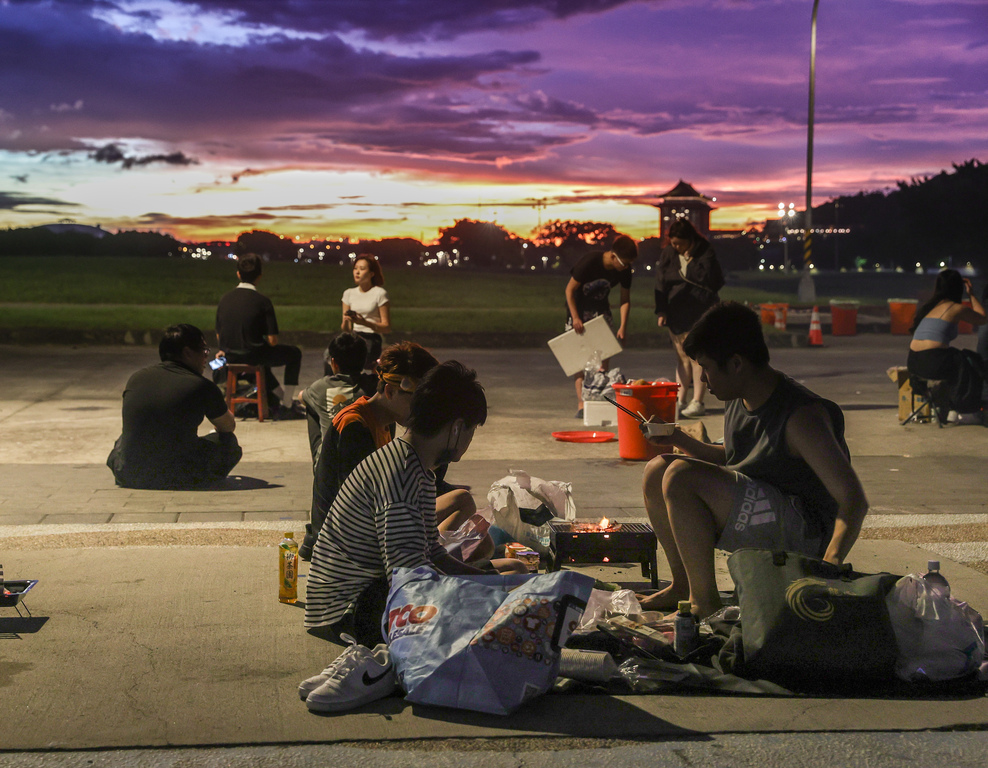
[763,159,987,270]
[0,227,182,258]
[5,159,982,271]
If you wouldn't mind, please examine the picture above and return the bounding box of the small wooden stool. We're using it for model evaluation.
[226,363,268,422]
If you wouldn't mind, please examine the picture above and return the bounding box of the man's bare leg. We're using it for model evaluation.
[639,455,690,611]
[661,460,737,618]
[436,489,477,532]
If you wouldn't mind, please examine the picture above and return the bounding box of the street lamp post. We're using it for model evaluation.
[798,0,820,303]
[778,202,796,270]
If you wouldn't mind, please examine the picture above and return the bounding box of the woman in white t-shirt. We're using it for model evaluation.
[342,254,391,370]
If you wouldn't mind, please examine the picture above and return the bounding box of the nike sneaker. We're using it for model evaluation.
[303,636,397,712]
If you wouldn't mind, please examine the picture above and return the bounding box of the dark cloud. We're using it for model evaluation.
[90,143,199,169]
[0,191,78,210]
[0,3,547,162]
[171,0,645,40]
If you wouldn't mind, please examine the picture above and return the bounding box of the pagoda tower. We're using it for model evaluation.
[651,180,714,242]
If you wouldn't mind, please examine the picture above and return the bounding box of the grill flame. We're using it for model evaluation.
[599,517,609,530]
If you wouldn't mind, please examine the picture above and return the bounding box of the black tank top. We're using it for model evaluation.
[723,374,848,542]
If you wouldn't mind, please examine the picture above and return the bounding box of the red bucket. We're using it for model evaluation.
[829,300,859,336]
[613,381,679,461]
[888,299,917,335]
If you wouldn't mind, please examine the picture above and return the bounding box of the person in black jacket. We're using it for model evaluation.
[653,219,724,419]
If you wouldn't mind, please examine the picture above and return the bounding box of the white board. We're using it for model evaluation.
[547,315,623,377]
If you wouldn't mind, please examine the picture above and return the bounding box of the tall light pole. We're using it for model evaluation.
[798,0,820,303]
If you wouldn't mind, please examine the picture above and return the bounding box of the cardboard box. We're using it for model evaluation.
[887,366,930,422]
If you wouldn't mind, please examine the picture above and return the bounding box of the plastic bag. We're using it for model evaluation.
[439,507,492,561]
[885,574,985,682]
[488,470,576,554]
[574,588,643,634]
[385,566,593,715]
[581,361,626,403]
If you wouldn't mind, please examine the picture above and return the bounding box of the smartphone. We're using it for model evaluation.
[345,309,357,318]
[208,356,227,371]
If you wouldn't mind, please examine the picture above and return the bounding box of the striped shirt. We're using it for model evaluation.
[304,438,443,628]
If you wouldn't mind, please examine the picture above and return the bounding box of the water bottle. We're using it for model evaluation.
[922,560,950,598]
[279,532,299,604]
[673,600,698,656]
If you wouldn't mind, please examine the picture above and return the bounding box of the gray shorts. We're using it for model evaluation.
[716,472,822,557]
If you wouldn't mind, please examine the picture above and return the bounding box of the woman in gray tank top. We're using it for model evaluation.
[906,269,986,418]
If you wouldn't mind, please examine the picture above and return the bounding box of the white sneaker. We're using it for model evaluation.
[680,400,706,419]
[299,634,359,700]
[946,410,960,424]
[304,636,397,712]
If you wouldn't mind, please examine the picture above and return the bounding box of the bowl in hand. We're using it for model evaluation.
[640,421,676,439]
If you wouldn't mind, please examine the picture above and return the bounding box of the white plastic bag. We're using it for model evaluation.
[487,470,576,554]
[439,506,493,561]
[885,574,985,682]
[574,588,643,634]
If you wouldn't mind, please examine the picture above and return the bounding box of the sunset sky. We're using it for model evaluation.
[1,0,985,243]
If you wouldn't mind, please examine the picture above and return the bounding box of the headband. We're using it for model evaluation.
[379,371,419,393]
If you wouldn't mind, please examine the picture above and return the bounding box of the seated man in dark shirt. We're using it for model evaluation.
[107,324,242,490]
[215,253,303,420]
[639,302,869,619]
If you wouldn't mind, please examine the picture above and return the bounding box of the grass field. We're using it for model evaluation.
[0,255,903,334]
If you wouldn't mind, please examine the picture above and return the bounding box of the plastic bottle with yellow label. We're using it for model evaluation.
[279,532,299,604]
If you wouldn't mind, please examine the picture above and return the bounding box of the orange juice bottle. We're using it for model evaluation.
[279,532,299,604]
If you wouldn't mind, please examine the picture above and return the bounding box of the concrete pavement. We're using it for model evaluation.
[1,336,987,760]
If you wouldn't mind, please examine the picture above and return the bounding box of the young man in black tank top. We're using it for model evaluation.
[639,302,869,619]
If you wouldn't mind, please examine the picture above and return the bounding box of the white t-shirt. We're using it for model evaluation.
[342,285,389,334]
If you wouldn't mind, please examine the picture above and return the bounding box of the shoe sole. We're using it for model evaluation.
[305,686,395,712]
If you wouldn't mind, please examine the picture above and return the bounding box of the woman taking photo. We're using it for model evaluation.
[653,219,724,418]
[342,254,391,371]
[907,268,987,420]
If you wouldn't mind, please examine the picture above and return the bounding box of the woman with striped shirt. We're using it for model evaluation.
[305,361,496,646]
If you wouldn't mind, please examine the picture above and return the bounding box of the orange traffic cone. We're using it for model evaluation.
[808,306,824,347]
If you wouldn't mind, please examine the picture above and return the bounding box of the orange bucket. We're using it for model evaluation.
[760,303,788,329]
[613,381,679,461]
[888,298,917,335]
[829,300,859,336]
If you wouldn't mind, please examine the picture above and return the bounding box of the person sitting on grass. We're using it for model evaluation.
[638,302,869,619]
[299,332,375,471]
[107,323,242,490]
[304,361,524,648]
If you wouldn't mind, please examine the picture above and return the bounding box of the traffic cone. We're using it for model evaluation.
[808,306,824,347]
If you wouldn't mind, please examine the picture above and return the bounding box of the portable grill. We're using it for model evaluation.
[545,521,659,588]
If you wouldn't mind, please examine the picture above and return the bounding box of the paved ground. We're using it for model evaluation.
[1,335,986,764]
